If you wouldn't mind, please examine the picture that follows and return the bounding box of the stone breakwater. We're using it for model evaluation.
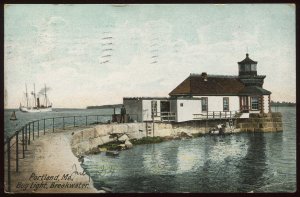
[236,112,282,132]
[71,112,282,156]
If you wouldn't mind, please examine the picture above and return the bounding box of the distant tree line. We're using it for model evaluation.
[270,101,296,107]
[86,104,122,109]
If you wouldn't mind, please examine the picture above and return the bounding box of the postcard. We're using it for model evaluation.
[4,4,296,193]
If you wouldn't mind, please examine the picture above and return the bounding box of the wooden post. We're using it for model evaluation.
[32,121,35,140]
[230,111,232,118]
[146,122,148,137]
[37,120,39,137]
[43,119,45,135]
[25,125,28,150]
[7,137,11,192]
[16,131,19,172]
[213,111,215,119]
[219,111,221,119]
[206,111,208,119]
[52,118,54,132]
[225,111,227,118]
[28,123,31,145]
[63,117,65,130]
[73,116,76,127]
[86,116,88,126]
[152,112,154,137]
[22,127,25,158]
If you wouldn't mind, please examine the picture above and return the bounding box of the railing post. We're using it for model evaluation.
[73,116,76,127]
[25,125,28,150]
[7,136,11,192]
[206,111,208,119]
[52,118,54,132]
[86,116,88,126]
[32,121,35,140]
[16,131,19,172]
[28,123,31,145]
[225,111,227,118]
[22,127,25,158]
[220,111,221,119]
[37,120,39,137]
[230,111,232,118]
[63,117,65,130]
[213,112,215,119]
[43,119,45,135]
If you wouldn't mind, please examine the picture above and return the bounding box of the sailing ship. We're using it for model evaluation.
[19,84,52,113]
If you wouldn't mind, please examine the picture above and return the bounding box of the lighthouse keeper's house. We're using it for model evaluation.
[123,54,271,122]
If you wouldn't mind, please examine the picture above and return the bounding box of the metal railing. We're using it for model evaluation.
[193,111,240,120]
[4,113,138,192]
[152,112,176,122]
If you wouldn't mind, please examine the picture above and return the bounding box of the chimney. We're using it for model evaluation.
[201,72,208,81]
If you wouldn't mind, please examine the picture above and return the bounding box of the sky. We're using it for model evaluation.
[4,4,295,108]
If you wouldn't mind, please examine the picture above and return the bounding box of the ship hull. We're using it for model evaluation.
[19,107,52,113]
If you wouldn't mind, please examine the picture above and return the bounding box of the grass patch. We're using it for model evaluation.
[131,136,164,145]
[98,141,122,151]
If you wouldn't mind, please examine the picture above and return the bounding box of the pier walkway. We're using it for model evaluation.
[4,127,97,193]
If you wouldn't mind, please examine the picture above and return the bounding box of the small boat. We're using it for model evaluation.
[101,186,113,193]
[10,111,17,121]
[105,150,119,156]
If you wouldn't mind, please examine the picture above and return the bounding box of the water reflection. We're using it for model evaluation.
[237,133,267,192]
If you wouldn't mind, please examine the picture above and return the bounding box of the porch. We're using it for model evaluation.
[193,110,242,120]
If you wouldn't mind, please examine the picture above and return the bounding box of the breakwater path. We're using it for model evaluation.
[4,127,97,193]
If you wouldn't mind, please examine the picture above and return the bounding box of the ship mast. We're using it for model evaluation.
[25,84,28,108]
[45,84,47,107]
[33,84,36,107]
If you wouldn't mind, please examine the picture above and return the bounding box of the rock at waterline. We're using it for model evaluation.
[118,144,126,150]
[118,134,130,142]
[78,155,84,163]
[179,132,193,138]
[125,139,133,148]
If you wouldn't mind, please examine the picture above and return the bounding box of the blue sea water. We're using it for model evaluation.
[81,107,296,193]
[4,108,117,139]
[4,107,296,193]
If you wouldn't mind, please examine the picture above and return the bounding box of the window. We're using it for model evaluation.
[223,97,229,111]
[151,100,157,116]
[180,103,183,107]
[202,97,208,112]
[245,64,250,72]
[251,96,259,110]
[251,64,257,71]
[161,101,170,112]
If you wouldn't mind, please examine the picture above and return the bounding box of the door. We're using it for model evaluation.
[240,96,249,112]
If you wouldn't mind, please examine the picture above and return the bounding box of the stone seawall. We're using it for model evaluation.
[236,112,282,132]
[71,112,282,156]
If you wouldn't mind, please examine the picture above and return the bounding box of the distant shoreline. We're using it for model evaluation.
[86,104,122,109]
[270,103,296,107]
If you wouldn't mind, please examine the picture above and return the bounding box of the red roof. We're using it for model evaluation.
[169,73,271,96]
[169,74,245,96]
